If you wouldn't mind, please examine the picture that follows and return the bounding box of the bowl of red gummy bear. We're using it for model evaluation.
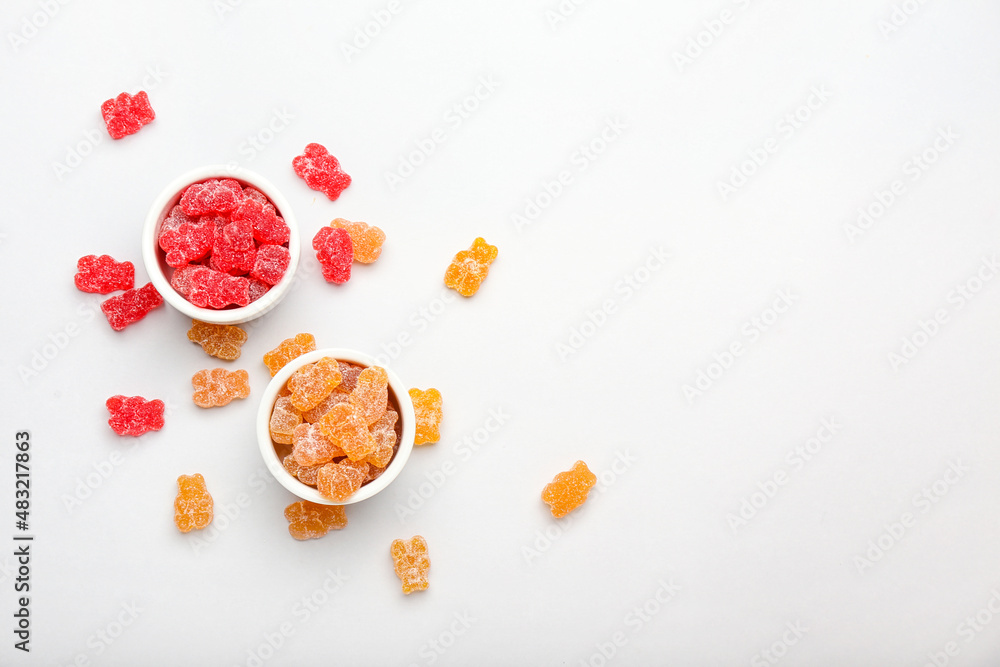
[141,165,300,325]
[257,347,416,505]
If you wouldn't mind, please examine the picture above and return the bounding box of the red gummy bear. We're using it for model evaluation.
[158,206,215,268]
[75,255,135,294]
[101,283,163,331]
[210,218,256,275]
[188,267,251,309]
[101,91,155,140]
[106,395,165,436]
[180,179,244,216]
[232,197,289,246]
[292,144,351,201]
[250,245,290,286]
[312,227,353,284]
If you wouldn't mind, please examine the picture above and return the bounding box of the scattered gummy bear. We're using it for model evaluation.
[312,226,353,284]
[318,403,376,462]
[330,218,385,264]
[101,282,163,331]
[101,91,155,139]
[292,143,352,201]
[349,366,388,426]
[106,395,165,436]
[263,333,317,376]
[408,388,442,445]
[444,237,498,297]
[391,535,430,594]
[284,501,347,540]
[541,461,597,518]
[75,255,135,294]
[191,368,251,408]
[316,459,368,502]
[288,357,342,412]
[174,473,213,533]
[187,320,248,361]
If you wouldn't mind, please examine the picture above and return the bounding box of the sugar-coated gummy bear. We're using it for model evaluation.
[283,454,323,486]
[391,536,430,594]
[169,265,199,298]
[329,218,385,264]
[337,363,365,393]
[366,408,398,468]
[187,267,251,309]
[101,282,163,331]
[312,226,353,284]
[174,473,213,533]
[541,461,597,518]
[248,279,271,302]
[210,218,257,275]
[75,255,135,294]
[444,237,498,297]
[349,366,388,426]
[101,91,155,140]
[292,143,352,201]
[263,333,317,376]
[158,207,215,268]
[316,459,367,501]
[187,320,248,361]
[408,388,442,445]
[191,368,251,408]
[180,179,244,216]
[288,357,342,412]
[233,197,290,246]
[106,395,165,436]
[284,501,347,540]
[318,403,376,462]
[250,245,290,286]
[292,422,344,467]
[303,390,351,424]
[270,396,302,445]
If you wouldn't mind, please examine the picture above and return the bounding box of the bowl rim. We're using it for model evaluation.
[141,164,301,325]
[256,347,416,505]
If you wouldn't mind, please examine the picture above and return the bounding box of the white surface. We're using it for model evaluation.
[1,1,999,665]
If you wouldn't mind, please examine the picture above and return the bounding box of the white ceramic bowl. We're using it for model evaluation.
[256,348,416,505]
[141,165,300,325]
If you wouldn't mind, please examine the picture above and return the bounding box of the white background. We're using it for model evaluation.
[1,0,999,665]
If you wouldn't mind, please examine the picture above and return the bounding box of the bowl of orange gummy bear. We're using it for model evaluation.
[141,164,301,326]
[256,348,416,505]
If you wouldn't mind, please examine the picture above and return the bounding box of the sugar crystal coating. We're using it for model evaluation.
[391,536,430,594]
[106,395,165,436]
[349,366,388,426]
[283,454,324,486]
[312,226,353,284]
[187,320,248,361]
[210,218,257,275]
[269,396,302,444]
[187,267,251,309]
[233,197,289,246]
[541,461,597,518]
[288,357,342,412]
[174,473,213,533]
[101,282,163,331]
[337,363,365,393]
[180,179,244,216]
[316,459,368,501]
[101,91,155,139]
[284,501,347,540]
[250,245,291,286]
[191,368,251,408]
[75,255,135,294]
[303,390,351,424]
[263,333,317,376]
[329,218,385,264]
[444,237,497,297]
[292,143,352,201]
[292,422,344,467]
[366,408,398,468]
[409,388,442,445]
[158,206,215,267]
[318,402,376,461]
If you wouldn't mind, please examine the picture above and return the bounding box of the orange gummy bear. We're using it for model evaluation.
[330,218,386,264]
[288,356,342,412]
[349,366,388,425]
[391,535,430,594]
[292,422,344,467]
[283,454,323,486]
[263,333,316,376]
[444,237,497,297]
[187,319,247,361]
[337,362,365,393]
[174,473,213,532]
[316,459,368,501]
[366,408,398,468]
[270,396,302,444]
[408,388,442,445]
[284,501,347,540]
[318,403,376,461]
[303,390,350,423]
[541,461,597,518]
[192,368,251,408]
